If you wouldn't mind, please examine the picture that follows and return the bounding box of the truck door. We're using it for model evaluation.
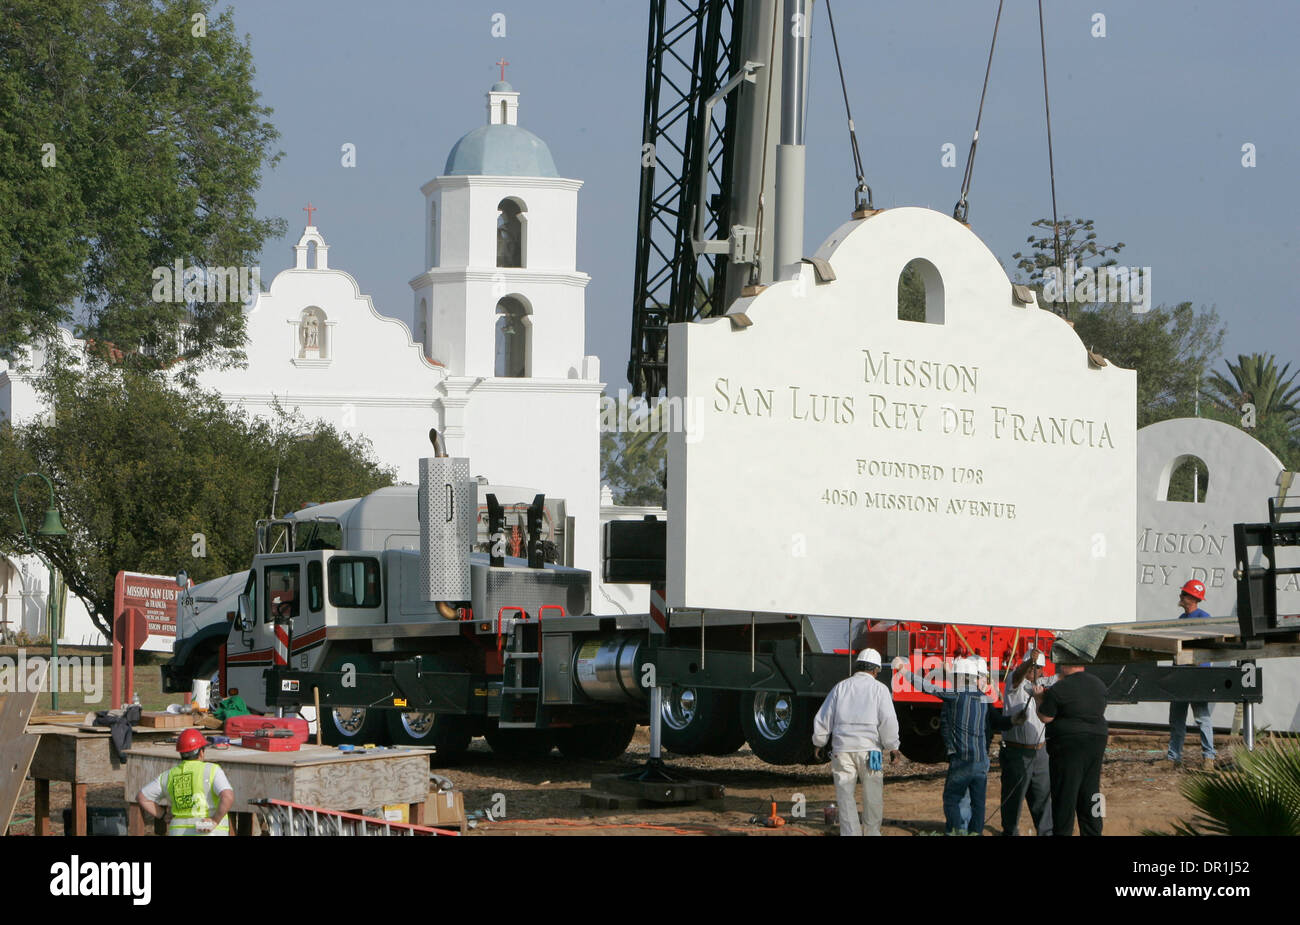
[226,559,303,712]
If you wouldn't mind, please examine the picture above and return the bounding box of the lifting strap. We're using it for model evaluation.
[824,0,872,213]
[953,0,1005,224]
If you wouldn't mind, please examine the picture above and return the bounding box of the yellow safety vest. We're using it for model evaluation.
[164,760,230,836]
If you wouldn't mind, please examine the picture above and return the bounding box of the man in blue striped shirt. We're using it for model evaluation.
[894,655,993,835]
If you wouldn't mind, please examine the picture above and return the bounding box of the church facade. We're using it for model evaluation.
[1,82,640,645]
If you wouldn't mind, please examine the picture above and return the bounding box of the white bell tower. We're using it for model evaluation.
[410,81,591,381]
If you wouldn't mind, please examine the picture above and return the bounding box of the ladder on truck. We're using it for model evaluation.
[250,798,458,836]
[496,606,564,729]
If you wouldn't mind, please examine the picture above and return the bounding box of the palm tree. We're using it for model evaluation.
[1147,741,1300,836]
[1204,353,1300,429]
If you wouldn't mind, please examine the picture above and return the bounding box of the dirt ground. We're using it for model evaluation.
[8,727,1224,836]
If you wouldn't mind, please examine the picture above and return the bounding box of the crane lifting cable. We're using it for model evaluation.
[1038,0,1066,316]
[824,0,872,214]
[952,0,1005,224]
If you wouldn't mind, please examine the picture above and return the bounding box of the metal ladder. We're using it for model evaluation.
[497,608,544,729]
[250,798,458,836]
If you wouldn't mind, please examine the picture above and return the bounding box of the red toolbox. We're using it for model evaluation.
[225,715,309,744]
[239,732,302,752]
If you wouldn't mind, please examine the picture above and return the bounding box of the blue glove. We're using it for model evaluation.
[868,749,883,772]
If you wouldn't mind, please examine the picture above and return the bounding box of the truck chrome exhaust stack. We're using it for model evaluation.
[418,431,476,617]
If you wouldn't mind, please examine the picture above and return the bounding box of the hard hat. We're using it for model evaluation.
[1180,579,1206,601]
[856,648,883,667]
[1027,650,1046,668]
[177,728,207,755]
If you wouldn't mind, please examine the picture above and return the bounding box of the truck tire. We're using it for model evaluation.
[740,691,823,765]
[319,653,388,746]
[897,703,947,764]
[322,704,386,746]
[661,687,746,756]
[555,721,637,761]
[485,725,555,759]
[386,710,472,763]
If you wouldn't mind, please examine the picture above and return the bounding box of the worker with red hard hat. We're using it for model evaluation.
[136,727,235,835]
[1167,579,1216,770]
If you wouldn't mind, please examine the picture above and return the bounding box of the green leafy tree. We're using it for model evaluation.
[1073,301,1225,429]
[600,397,667,507]
[0,364,394,638]
[1012,216,1126,314]
[0,0,284,368]
[1009,218,1224,429]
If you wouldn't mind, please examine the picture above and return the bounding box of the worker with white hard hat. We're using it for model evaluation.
[812,647,901,836]
[893,652,995,835]
[999,647,1053,836]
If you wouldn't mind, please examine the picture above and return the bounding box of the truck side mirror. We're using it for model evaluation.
[236,594,254,632]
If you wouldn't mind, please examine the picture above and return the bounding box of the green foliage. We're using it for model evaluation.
[0,363,395,638]
[1148,741,1300,836]
[1011,216,1126,305]
[0,0,284,368]
[1072,301,1225,429]
[1201,354,1300,469]
[600,397,667,507]
[897,261,926,323]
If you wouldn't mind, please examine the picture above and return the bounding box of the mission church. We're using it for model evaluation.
[1,80,649,645]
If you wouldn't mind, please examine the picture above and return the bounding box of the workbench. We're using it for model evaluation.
[24,722,179,836]
[121,741,433,835]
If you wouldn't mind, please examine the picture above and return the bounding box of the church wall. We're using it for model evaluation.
[455,384,602,594]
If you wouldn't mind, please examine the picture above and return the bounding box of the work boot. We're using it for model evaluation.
[1202,757,1216,772]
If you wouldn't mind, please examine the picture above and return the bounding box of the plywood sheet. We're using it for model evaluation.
[0,692,42,833]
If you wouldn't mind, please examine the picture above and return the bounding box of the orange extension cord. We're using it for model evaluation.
[482,817,818,835]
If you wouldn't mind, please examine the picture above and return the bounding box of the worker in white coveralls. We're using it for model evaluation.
[812,648,901,836]
[137,728,235,835]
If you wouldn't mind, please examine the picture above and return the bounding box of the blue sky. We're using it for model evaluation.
[226,0,1299,390]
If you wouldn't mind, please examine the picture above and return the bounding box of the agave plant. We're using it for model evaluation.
[1150,741,1300,836]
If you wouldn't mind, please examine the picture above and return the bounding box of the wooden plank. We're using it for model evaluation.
[0,691,42,833]
[34,779,51,837]
[1101,632,1183,655]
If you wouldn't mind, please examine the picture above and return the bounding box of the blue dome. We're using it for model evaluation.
[444,124,558,178]
[491,80,514,92]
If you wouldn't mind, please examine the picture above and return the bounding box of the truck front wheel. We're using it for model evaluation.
[740,692,823,765]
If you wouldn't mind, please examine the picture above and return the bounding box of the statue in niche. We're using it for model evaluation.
[299,310,324,357]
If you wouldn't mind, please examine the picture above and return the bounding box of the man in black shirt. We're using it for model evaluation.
[1035,656,1109,836]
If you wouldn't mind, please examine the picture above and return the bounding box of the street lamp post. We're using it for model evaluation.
[12,472,67,710]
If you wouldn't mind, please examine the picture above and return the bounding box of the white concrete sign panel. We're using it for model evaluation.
[1110,417,1300,731]
[667,208,1137,629]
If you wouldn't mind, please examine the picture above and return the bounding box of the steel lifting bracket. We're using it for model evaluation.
[692,61,764,257]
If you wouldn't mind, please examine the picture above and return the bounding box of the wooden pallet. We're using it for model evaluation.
[1092,618,1300,665]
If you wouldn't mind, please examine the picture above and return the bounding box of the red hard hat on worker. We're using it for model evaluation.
[177,728,207,755]
[1180,579,1206,601]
